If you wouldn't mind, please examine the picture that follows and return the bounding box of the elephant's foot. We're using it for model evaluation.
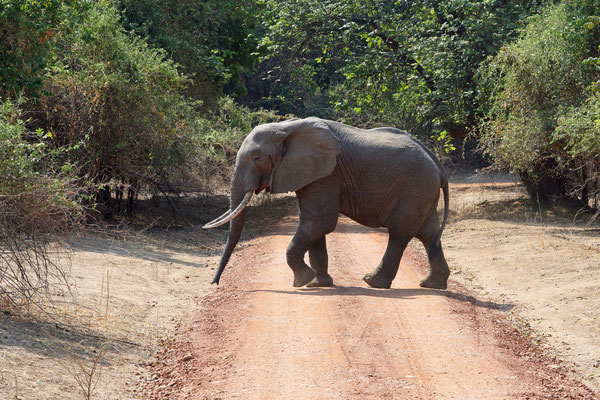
[292,266,316,287]
[362,272,392,289]
[419,274,448,290]
[306,273,334,287]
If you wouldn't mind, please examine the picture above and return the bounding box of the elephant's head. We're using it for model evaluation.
[203,117,341,284]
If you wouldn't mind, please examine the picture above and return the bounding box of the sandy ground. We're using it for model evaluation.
[1,172,599,399]
[0,194,286,400]
[0,227,224,400]
[443,170,600,393]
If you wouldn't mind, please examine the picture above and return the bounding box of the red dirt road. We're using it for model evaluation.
[145,212,596,399]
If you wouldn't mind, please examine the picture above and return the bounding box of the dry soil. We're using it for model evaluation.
[143,172,599,399]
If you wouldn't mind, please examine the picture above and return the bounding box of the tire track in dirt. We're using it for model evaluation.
[144,211,596,400]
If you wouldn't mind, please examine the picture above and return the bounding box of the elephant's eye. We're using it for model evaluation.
[253,156,260,162]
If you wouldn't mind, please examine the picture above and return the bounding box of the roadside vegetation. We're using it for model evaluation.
[478,1,600,206]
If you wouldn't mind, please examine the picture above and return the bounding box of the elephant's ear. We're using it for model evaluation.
[270,118,340,194]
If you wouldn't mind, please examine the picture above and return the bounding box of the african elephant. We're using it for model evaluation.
[203,117,450,290]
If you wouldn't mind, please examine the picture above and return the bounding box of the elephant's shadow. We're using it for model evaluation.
[249,286,514,311]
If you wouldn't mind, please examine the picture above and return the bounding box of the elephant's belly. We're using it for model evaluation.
[340,191,395,228]
[339,210,385,228]
[340,213,383,228]
[339,188,397,228]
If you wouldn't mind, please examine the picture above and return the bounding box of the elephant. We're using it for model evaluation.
[203,117,450,290]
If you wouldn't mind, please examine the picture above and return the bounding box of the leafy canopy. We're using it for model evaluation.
[256,0,541,144]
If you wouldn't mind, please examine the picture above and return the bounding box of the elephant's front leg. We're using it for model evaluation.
[288,180,339,287]
[306,236,334,287]
[286,231,317,287]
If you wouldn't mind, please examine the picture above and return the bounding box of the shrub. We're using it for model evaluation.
[0,98,86,314]
[120,0,261,105]
[37,0,197,203]
[187,96,285,192]
[0,0,65,96]
[477,2,600,205]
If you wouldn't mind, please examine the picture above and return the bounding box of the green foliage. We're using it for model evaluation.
[39,0,197,190]
[254,0,542,142]
[199,96,284,147]
[188,96,284,190]
[0,97,83,281]
[478,1,600,203]
[0,97,83,209]
[7,0,600,218]
[0,97,86,313]
[554,91,600,160]
[554,29,600,161]
[120,0,261,105]
[1,0,277,205]
[0,0,66,95]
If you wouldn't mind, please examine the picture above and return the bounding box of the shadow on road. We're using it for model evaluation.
[248,286,513,311]
[71,237,208,268]
[0,315,131,365]
[261,218,388,237]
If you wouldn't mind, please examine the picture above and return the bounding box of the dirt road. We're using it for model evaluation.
[145,211,596,399]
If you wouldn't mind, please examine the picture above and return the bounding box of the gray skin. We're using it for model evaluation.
[210,117,450,290]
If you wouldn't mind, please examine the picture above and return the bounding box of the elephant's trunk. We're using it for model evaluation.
[211,183,248,285]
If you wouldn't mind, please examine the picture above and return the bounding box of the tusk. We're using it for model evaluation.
[203,208,233,227]
[203,191,253,229]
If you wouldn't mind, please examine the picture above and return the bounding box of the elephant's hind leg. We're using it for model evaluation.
[363,230,411,289]
[306,236,334,287]
[416,215,450,289]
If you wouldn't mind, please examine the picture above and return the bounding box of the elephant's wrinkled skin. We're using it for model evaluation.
[204,117,450,290]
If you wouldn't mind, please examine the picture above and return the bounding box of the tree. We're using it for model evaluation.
[120,0,262,106]
[0,0,71,96]
[32,0,203,211]
[0,97,86,314]
[253,0,542,144]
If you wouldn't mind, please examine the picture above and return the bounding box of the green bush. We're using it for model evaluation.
[38,0,197,196]
[0,0,66,96]
[553,36,600,161]
[188,96,284,192]
[120,0,261,105]
[477,2,600,205]
[0,98,83,218]
[252,0,542,144]
[2,0,283,216]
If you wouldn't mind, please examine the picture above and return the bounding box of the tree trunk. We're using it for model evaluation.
[519,158,568,205]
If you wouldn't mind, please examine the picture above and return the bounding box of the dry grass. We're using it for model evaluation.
[447,169,599,227]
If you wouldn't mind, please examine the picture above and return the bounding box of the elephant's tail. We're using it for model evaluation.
[436,174,449,244]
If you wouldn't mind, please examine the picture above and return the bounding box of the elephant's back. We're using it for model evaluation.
[327,121,431,157]
[360,126,427,153]
[341,126,440,177]
[331,124,443,228]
